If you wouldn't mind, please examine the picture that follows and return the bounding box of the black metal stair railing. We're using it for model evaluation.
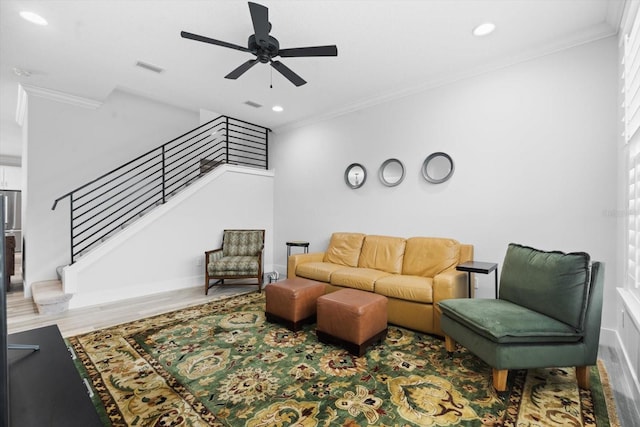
[52,115,269,264]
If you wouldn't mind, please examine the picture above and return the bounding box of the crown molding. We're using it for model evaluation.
[15,84,102,126]
[607,0,626,31]
[274,24,617,134]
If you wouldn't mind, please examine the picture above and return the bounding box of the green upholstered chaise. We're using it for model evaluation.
[204,229,264,294]
[439,243,604,392]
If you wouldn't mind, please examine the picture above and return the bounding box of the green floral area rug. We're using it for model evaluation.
[68,292,618,426]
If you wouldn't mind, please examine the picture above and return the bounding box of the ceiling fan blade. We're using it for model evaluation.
[270,60,306,86]
[225,59,259,79]
[181,31,251,53]
[278,45,338,57]
[248,2,270,44]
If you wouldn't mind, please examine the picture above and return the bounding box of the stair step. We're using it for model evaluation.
[31,280,73,315]
[56,265,66,281]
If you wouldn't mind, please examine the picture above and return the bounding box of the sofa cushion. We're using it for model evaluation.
[330,268,391,292]
[439,299,583,344]
[357,235,406,274]
[374,275,433,303]
[402,237,460,277]
[296,262,345,282]
[323,232,366,267]
[500,243,590,330]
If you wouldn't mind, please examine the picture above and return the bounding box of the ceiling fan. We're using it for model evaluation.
[180,1,338,87]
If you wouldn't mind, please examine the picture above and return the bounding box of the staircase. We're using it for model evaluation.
[38,115,270,314]
[31,269,72,314]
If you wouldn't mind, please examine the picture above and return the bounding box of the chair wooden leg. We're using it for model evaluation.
[444,335,457,352]
[576,366,590,389]
[204,265,209,295]
[492,369,508,392]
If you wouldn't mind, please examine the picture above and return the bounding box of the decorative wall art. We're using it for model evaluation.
[344,163,367,189]
[379,158,405,187]
[422,152,454,184]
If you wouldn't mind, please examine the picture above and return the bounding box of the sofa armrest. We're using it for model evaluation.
[288,252,325,278]
[433,270,468,302]
[432,269,468,335]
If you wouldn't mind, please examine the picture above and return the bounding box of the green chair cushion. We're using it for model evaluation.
[499,243,590,330]
[439,298,582,344]
[208,256,259,275]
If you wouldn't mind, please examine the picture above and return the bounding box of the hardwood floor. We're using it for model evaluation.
[7,279,252,338]
[5,261,640,426]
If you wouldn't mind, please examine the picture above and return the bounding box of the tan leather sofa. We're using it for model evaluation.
[287,232,473,337]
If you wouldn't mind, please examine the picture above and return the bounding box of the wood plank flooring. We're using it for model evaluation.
[7,280,252,337]
[5,259,639,426]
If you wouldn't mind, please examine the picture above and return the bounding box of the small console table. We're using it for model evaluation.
[456,261,499,298]
[286,241,310,257]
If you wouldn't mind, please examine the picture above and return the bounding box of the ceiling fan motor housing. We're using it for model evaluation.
[248,34,279,63]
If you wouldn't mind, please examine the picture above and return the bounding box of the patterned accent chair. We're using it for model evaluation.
[205,229,265,295]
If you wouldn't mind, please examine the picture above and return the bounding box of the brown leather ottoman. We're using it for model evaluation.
[265,277,326,331]
[316,288,388,357]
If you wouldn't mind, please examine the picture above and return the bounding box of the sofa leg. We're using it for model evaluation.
[444,335,457,352]
[492,369,508,392]
[576,366,590,389]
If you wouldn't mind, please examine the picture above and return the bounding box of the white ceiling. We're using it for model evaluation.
[0,0,623,157]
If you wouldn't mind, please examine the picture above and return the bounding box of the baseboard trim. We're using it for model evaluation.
[68,275,201,310]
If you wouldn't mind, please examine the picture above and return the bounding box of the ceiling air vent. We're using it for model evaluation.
[135,61,164,74]
[244,100,262,108]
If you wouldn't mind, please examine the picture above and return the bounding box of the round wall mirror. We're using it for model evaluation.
[422,152,454,184]
[344,163,367,189]
[379,158,405,187]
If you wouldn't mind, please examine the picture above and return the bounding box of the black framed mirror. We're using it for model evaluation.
[344,163,367,189]
[422,152,454,184]
[379,158,405,187]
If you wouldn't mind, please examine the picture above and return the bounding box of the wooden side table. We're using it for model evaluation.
[456,261,499,298]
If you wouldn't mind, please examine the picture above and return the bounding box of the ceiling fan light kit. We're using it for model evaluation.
[181,1,338,87]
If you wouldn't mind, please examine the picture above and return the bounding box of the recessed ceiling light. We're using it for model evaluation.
[473,22,495,37]
[272,105,284,112]
[20,11,48,26]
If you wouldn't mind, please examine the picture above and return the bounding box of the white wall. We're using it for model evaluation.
[23,88,199,296]
[64,165,274,309]
[0,119,23,158]
[272,37,618,330]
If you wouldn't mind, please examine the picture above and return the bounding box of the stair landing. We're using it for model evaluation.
[31,280,73,315]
